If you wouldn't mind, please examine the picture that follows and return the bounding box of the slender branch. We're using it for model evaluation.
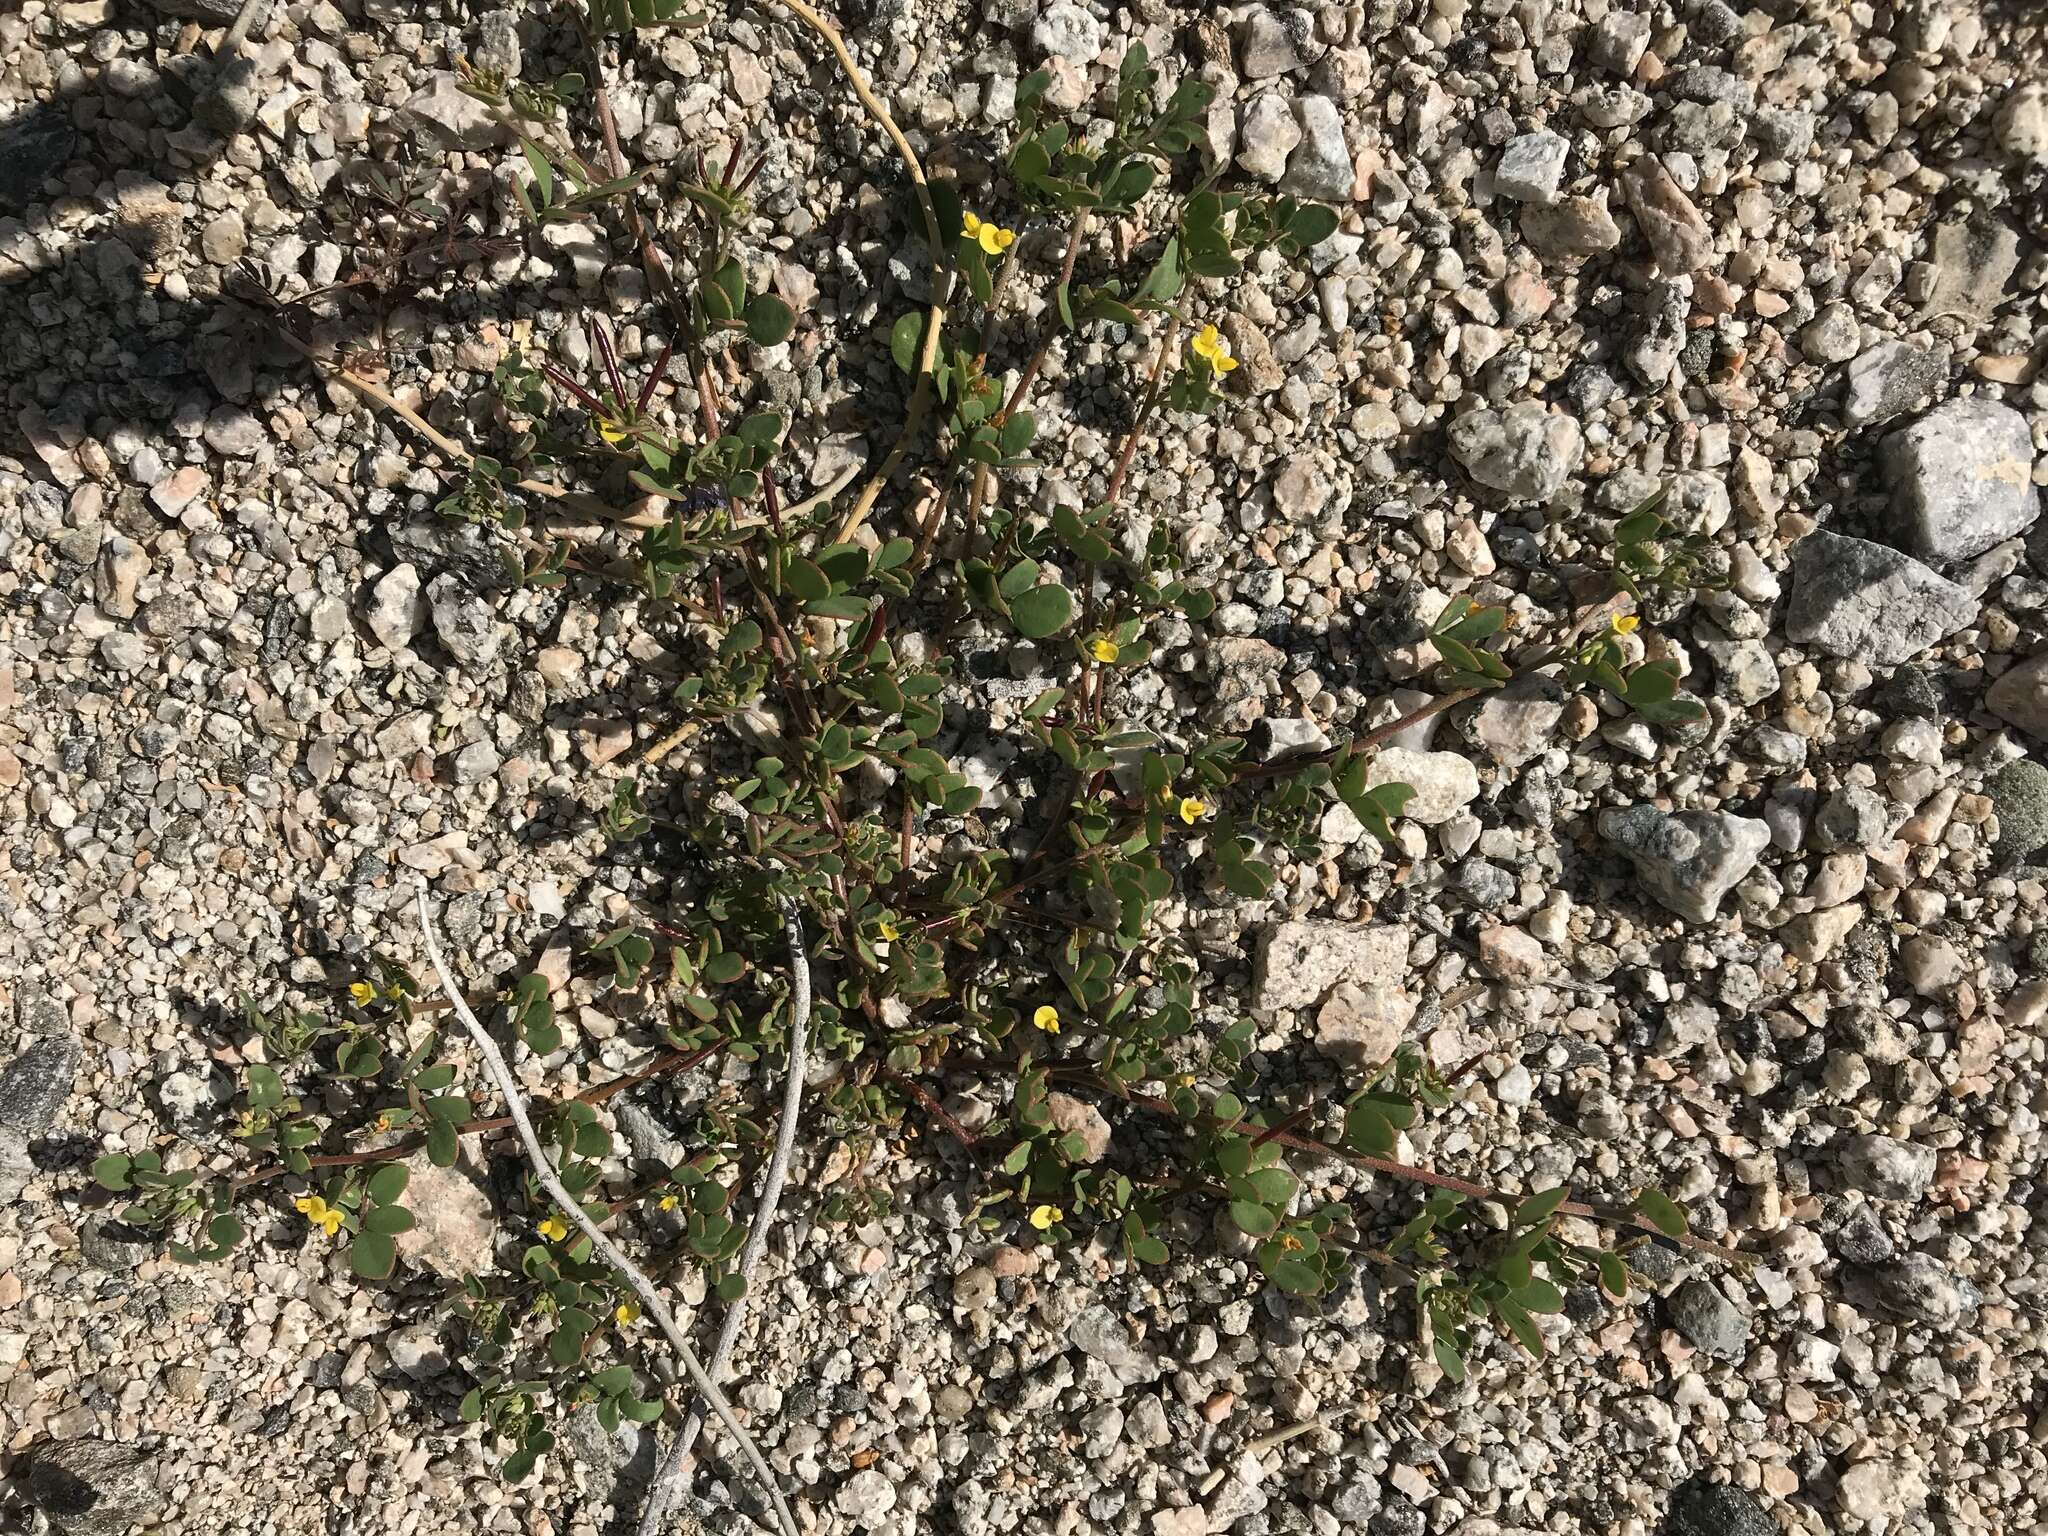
[639,904,813,1536]
[415,893,800,1536]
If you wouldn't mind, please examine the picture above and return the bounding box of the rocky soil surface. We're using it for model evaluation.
[3,0,2047,1534]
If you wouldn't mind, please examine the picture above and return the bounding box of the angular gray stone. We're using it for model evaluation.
[1664,1477,1777,1536]
[1494,130,1569,205]
[1280,96,1352,201]
[1252,921,1408,1013]
[400,72,514,149]
[1314,980,1414,1068]
[1923,214,2020,320]
[1360,747,1479,824]
[1990,759,2048,863]
[427,572,503,668]
[1600,806,1770,924]
[1784,531,1977,666]
[1448,399,1583,501]
[1987,653,2048,739]
[1068,1305,1159,1384]
[1470,681,1565,767]
[1840,340,1944,428]
[1521,194,1623,263]
[1238,6,1318,77]
[1869,1253,1981,1330]
[1667,1278,1748,1360]
[27,1440,157,1536]
[1031,1,1102,65]
[1880,400,2040,564]
[1236,93,1301,183]
[1836,1134,1935,1201]
[0,1033,81,1136]
[365,562,425,649]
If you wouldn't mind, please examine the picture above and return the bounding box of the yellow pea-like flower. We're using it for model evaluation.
[348,982,375,1005]
[1610,613,1640,636]
[1089,636,1120,664]
[1191,323,1240,374]
[1178,797,1209,825]
[295,1195,344,1237]
[615,1301,641,1325]
[538,1216,569,1241]
[658,1193,679,1212]
[1028,1204,1062,1231]
[1032,1005,1060,1034]
[878,918,901,942]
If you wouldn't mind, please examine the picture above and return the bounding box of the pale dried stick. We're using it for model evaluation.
[638,903,813,1535]
[414,893,800,1536]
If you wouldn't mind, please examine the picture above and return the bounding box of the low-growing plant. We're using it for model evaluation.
[110,7,1741,1527]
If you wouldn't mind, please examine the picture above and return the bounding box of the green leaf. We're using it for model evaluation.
[366,1163,410,1206]
[1229,1200,1279,1238]
[1285,203,1339,248]
[1009,583,1075,638]
[1432,1336,1467,1383]
[1633,1188,1688,1238]
[522,138,554,207]
[458,1387,484,1422]
[785,557,831,601]
[890,310,925,373]
[350,1230,396,1281]
[1596,1250,1630,1300]
[1514,1276,1565,1314]
[1513,1186,1568,1230]
[1497,1298,1546,1357]
[363,1204,415,1236]
[745,294,795,346]
[716,1272,748,1301]
[208,1212,246,1250]
[93,1154,134,1191]
[1267,1256,1324,1295]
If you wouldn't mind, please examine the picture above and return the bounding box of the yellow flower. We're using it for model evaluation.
[1191,323,1239,374]
[962,210,1015,255]
[878,918,901,942]
[294,1195,344,1237]
[1028,1204,1062,1232]
[538,1216,569,1241]
[615,1300,641,1325]
[1279,1232,1304,1252]
[658,1193,679,1211]
[595,416,630,446]
[1032,1005,1061,1034]
[348,981,375,1005]
[1089,636,1120,664]
[1178,797,1208,825]
[1611,613,1640,636]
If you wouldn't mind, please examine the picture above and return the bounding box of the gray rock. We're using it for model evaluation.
[1494,130,1569,204]
[1470,682,1565,767]
[391,1152,498,1278]
[1068,1305,1159,1384]
[1360,747,1479,823]
[27,1440,157,1536]
[1784,531,1977,666]
[1314,980,1414,1068]
[1990,759,2048,863]
[1030,2,1102,65]
[1521,194,1623,263]
[1447,399,1583,501]
[1253,920,1408,1012]
[1840,340,1944,428]
[1600,806,1770,923]
[1868,1253,1981,1330]
[0,1033,82,1136]
[1207,1451,1270,1526]
[1664,1476,1777,1536]
[0,103,78,216]
[1588,11,1650,74]
[365,563,425,650]
[1836,1134,1935,1201]
[427,573,503,669]
[1236,94,1301,183]
[1923,214,2020,320]
[1667,1278,1749,1360]
[1237,7,1318,78]
[835,1467,899,1527]
[1813,785,1888,853]
[1987,653,2048,739]
[1880,400,2040,564]
[1620,158,1714,272]
[1993,82,2048,163]
[1280,96,1352,201]
[400,72,514,150]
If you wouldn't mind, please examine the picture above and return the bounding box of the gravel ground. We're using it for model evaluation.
[4,1,2048,1534]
